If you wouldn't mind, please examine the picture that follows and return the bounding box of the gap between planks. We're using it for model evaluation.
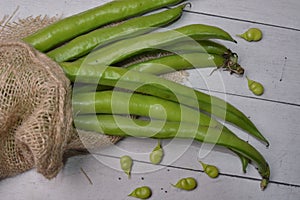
[183,9,300,32]
[90,152,300,189]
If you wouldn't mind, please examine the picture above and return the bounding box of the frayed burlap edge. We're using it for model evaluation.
[0,12,121,180]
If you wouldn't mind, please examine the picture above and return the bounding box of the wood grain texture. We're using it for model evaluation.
[1,0,300,199]
[189,0,300,30]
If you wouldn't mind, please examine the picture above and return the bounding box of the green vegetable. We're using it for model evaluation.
[128,186,152,199]
[120,155,133,178]
[126,52,244,75]
[172,177,197,191]
[74,114,270,189]
[23,0,185,52]
[199,161,219,178]
[237,28,263,42]
[72,90,248,169]
[47,4,187,62]
[247,76,264,96]
[149,140,164,164]
[78,24,236,66]
[127,53,225,75]
[62,64,269,146]
[163,39,233,56]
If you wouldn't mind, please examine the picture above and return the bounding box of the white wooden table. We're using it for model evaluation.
[1,0,300,199]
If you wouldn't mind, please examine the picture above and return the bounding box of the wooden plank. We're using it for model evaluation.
[0,154,299,200]
[188,0,300,30]
[2,0,300,30]
[165,12,300,105]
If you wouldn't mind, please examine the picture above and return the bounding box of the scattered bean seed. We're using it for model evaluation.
[120,155,133,178]
[247,76,264,96]
[199,161,219,178]
[237,28,263,42]
[149,140,164,164]
[172,177,197,191]
[128,186,152,199]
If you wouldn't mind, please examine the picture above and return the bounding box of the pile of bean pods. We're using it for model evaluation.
[22,0,270,190]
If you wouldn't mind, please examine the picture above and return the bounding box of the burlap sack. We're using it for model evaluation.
[0,15,120,180]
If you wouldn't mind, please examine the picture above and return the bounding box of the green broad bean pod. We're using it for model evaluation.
[47,4,187,62]
[62,63,269,146]
[23,0,185,52]
[82,24,237,66]
[163,39,232,56]
[73,114,270,190]
[72,90,249,172]
[172,177,197,191]
[126,53,226,75]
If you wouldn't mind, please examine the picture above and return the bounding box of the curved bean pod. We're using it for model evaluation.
[47,4,187,62]
[73,90,210,126]
[163,39,232,56]
[126,53,225,75]
[61,64,269,145]
[120,39,232,67]
[23,0,185,52]
[82,24,236,65]
[72,90,250,170]
[73,114,270,190]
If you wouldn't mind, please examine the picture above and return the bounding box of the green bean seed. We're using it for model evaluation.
[149,140,164,164]
[237,28,263,42]
[199,161,219,178]
[247,76,264,96]
[172,177,197,191]
[128,186,152,199]
[120,155,133,178]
